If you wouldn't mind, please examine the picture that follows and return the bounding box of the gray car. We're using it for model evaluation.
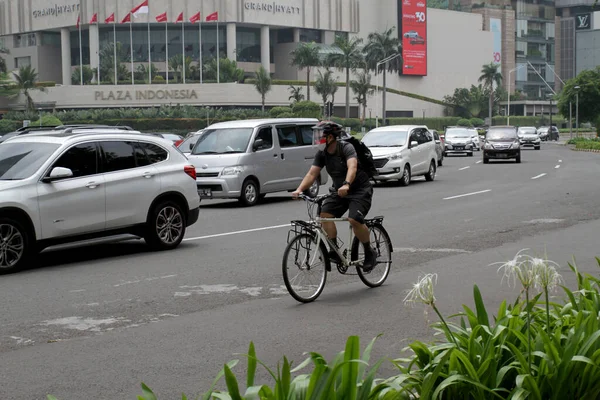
[431,130,444,167]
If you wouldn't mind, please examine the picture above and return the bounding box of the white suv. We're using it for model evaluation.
[0,129,201,273]
[362,125,438,186]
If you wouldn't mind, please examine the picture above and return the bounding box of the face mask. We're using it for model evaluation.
[316,134,329,151]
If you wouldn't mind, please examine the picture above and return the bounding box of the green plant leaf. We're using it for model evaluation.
[247,342,257,389]
[473,285,490,327]
[340,335,360,400]
[47,396,59,400]
[223,364,243,400]
[202,360,240,400]
[431,374,505,400]
[139,383,158,400]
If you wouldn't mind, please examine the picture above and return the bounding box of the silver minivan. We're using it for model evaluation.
[186,118,329,206]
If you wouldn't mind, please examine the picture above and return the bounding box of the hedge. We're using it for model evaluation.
[0,119,20,134]
[575,140,600,150]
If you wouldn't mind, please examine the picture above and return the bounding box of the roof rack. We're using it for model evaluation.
[60,125,135,133]
[16,125,60,132]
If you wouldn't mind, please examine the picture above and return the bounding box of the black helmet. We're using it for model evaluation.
[313,121,343,138]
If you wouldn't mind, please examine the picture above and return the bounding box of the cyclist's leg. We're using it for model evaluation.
[347,191,376,271]
[320,198,349,265]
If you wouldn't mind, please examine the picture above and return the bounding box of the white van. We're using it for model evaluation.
[186,118,329,206]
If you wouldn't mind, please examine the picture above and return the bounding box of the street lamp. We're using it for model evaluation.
[507,65,526,125]
[574,85,580,137]
[375,53,402,128]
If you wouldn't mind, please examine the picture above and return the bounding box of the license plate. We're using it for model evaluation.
[198,188,212,198]
[455,146,464,150]
[497,153,508,158]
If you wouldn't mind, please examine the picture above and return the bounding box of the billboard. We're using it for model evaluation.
[399,0,428,76]
[490,18,502,65]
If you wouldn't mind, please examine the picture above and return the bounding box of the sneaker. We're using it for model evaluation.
[328,249,342,266]
[362,246,377,273]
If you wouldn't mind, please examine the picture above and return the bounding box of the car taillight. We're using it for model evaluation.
[175,140,184,147]
[184,165,196,180]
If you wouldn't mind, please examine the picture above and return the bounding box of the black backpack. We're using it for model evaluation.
[339,136,378,178]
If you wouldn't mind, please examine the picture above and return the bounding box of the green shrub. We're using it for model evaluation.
[269,106,292,118]
[457,118,472,127]
[0,119,19,133]
[575,140,600,150]
[35,81,56,88]
[274,112,296,119]
[469,117,484,127]
[32,114,63,126]
[291,101,321,118]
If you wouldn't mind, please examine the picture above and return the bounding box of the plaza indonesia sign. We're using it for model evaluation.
[94,89,199,101]
[32,3,80,18]
[244,2,301,14]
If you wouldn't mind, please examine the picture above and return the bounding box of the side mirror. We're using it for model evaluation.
[410,140,418,148]
[253,139,265,151]
[435,140,441,144]
[189,142,194,150]
[43,167,73,182]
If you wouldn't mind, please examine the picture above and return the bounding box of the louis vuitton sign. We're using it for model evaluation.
[575,13,591,30]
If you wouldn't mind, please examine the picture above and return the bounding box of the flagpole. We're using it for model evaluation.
[182,15,186,84]
[165,18,168,85]
[113,19,117,84]
[216,18,219,84]
[199,18,202,84]
[97,13,100,85]
[130,13,134,84]
[147,1,151,84]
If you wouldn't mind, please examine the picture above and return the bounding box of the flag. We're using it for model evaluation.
[205,11,218,21]
[76,13,80,28]
[189,12,200,23]
[176,12,184,23]
[89,13,97,24]
[132,0,149,17]
[156,12,167,22]
[105,13,115,23]
[121,13,131,23]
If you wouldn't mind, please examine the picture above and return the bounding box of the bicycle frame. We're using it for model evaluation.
[308,217,365,269]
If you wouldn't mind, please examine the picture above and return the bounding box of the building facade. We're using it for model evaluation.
[0,0,495,118]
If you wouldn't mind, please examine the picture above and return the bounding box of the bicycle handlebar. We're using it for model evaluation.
[297,191,337,204]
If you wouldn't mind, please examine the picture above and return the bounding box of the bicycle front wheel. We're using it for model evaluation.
[282,233,329,303]
[352,224,392,288]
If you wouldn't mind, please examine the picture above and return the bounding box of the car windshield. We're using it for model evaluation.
[0,142,60,180]
[445,129,471,139]
[519,128,537,135]
[179,134,202,152]
[362,130,408,147]
[191,128,253,154]
[487,129,517,141]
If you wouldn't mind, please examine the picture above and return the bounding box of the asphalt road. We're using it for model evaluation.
[1,142,600,400]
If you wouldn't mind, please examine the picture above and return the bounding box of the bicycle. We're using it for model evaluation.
[282,189,393,303]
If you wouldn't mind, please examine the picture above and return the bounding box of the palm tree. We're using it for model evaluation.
[314,68,337,116]
[0,44,9,74]
[169,54,193,83]
[289,42,321,101]
[363,27,402,124]
[478,63,503,126]
[326,36,364,118]
[254,65,272,112]
[288,85,304,103]
[12,65,47,111]
[0,72,18,98]
[350,72,375,124]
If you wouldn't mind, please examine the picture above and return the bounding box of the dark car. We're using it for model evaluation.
[483,126,521,164]
[410,35,426,45]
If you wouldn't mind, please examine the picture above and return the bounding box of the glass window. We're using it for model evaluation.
[100,141,136,172]
[254,127,273,150]
[487,128,517,140]
[277,126,298,148]
[137,142,168,164]
[300,126,315,145]
[13,33,36,48]
[70,30,90,65]
[0,143,60,180]
[192,128,253,154]
[237,27,261,62]
[14,57,31,68]
[41,33,61,47]
[300,29,322,43]
[362,130,408,147]
[52,143,98,178]
[133,143,151,167]
[278,28,294,43]
[179,134,203,152]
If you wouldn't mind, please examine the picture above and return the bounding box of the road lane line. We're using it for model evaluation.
[459,166,471,171]
[443,189,491,200]
[531,173,547,180]
[555,165,560,169]
[394,247,472,254]
[559,159,562,162]
[476,160,482,164]
[183,224,291,241]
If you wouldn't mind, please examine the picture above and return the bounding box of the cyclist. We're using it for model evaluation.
[292,121,377,272]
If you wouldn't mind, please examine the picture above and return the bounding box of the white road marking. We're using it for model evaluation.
[476,161,482,164]
[524,218,565,224]
[459,166,471,170]
[393,247,472,254]
[183,224,291,242]
[9,336,34,345]
[443,189,491,200]
[531,173,547,180]
[40,316,129,332]
[555,165,561,169]
[559,159,562,162]
[69,289,86,293]
[113,275,177,287]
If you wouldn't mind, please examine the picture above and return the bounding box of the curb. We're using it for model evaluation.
[571,148,600,153]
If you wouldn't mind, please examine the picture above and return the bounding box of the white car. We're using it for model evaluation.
[518,126,541,150]
[362,125,438,187]
[0,129,201,273]
[469,129,480,150]
[443,127,475,156]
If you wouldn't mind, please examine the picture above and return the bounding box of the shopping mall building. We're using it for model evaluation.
[0,0,495,118]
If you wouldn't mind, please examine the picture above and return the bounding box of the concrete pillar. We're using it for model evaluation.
[293,28,301,42]
[261,26,270,72]
[60,28,71,85]
[322,31,335,45]
[88,24,100,82]
[227,23,237,61]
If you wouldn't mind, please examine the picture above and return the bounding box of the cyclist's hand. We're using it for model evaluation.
[338,184,350,197]
[291,189,302,199]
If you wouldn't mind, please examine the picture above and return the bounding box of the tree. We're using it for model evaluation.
[326,36,364,118]
[314,68,337,114]
[363,27,402,123]
[288,85,304,103]
[557,67,600,123]
[443,85,487,118]
[0,72,18,98]
[350,71,374,123]
[135,63,159,83]
[99,42,128,83]
[290,42,321,101]
[204,57,244,83]
[72,66,94,85]
[12,65,47,111]
[169,54,193,83]
[0,44,9,74]
[478,63,503,125]
[254,65,272,112]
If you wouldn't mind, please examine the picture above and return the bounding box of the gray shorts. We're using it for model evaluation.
[320,188,373,224]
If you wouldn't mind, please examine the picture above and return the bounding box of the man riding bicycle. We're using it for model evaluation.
[292,121,377,272]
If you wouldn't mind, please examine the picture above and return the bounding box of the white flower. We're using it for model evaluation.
[491,248,535,289]
[528,255,563,292]
[403,273,437,307]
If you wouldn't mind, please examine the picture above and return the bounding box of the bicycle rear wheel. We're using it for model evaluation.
[351,224,392,288]
[282,233,329,303]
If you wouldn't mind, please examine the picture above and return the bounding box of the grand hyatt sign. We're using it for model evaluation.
[95,89,198,101]
[32,3,79,18]
[244,2,301,14]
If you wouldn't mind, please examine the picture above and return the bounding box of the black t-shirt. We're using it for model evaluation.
[313,141,371,192]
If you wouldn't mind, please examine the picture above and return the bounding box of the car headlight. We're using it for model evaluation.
[484,142,493,149]
[221,166,244,176]
[389,152,402,160]
[511,141,520,149]
[535,138,541,142]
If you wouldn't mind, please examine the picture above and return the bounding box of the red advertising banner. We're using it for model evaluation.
[401,0,427,76]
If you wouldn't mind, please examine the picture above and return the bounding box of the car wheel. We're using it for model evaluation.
[0,217,32,274]
[468,152,473,157]
[438,157,443,167]
[239,178,260,207]
[144,200,186,251]
[425,161,436,182]
[516,153,521,163]
[535,146,540,150]
[399,165,411,187]
[304,178,320,198]
[483,157,489,164]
